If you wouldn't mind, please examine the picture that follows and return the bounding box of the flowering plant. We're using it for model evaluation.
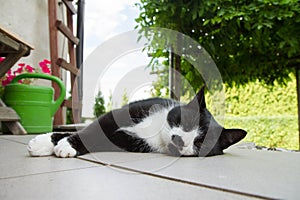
[0,58,51,86]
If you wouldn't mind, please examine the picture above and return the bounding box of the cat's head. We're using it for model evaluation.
[166,86,247,157]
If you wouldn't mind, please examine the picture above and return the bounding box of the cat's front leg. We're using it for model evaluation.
[27,133,56,156]
[53,138,77,158]
[27,132,77,158]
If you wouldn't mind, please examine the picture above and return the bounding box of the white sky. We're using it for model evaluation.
[82,0,155,117]
[84,0,138,56]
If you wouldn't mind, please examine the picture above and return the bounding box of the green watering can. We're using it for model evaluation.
[3,73,66,133]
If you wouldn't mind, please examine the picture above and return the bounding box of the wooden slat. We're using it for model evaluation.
[56,58,79,75]
[4,122,27,135]
[49,0,63,125]
[56,20,79,45]
[0,44,29,77]
[63,99,72,108]
[67,6,81,123]
[0,99,26,134]
[62,0,77,14]
[48,0,82,125]
[0,46,18,56]
[63,99,82,109]
[0,25,34,50]
[0,32,20,51]
[0,107,20,121]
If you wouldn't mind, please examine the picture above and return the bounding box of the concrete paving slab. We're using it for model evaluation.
[0,134,36,145]
[0,165,259,200]
[0,138,98,179]
[79,152,164,165]
[2,135,298,199]
[80,147,300,200]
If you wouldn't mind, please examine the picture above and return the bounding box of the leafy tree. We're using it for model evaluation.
[121,89,129,106]
[106,92,113,112]
[135,0,300,91]
[93,91,106,117]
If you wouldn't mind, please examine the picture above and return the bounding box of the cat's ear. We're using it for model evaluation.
[187,85,206,111]
[219,129,247,149]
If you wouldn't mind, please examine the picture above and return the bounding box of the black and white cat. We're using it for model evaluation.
[27,86,247,158]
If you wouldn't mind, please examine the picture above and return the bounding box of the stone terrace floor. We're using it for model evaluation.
[0,135,299,200]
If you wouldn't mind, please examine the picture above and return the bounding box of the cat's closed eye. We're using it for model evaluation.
[193,134,205,148]
[167,107,200,132]
[167,108,181,128]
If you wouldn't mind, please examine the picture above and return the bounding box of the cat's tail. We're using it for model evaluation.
[27,132,76,158]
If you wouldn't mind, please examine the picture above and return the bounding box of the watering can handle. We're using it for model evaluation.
[11,73,66,116]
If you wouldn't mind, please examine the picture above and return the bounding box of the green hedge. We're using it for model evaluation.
[223,116,298,150]
[209,74,298,150]
[225,74,297,116]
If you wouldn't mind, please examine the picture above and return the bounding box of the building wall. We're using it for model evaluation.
[0,0,68,72]
[1,0,49,65]
[0,0,69,122]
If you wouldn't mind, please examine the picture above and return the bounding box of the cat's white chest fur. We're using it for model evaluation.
[120,107,198,155]
[120,108,171,152]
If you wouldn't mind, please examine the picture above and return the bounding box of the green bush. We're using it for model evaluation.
[225,74,297,116]
[94,91,106,117]
[214,74,298,150]
[223,116,298,150]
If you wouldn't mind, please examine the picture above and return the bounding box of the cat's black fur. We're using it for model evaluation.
[28,86,247,157]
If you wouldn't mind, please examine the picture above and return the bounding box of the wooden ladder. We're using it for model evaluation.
[48,0,81,125]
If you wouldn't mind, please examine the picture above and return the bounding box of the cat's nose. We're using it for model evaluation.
[171,135,184,147]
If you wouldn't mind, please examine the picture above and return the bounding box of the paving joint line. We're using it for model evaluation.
[77,156,276,200]
[0,165,100,181]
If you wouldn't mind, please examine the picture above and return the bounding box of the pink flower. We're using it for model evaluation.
[6,74,16,82]
[7,69,12,76]
[40,65,51,74]
[1,59,52,87]
[2,74,16,86]
[43,59,51,64]
[25,65,34,73]
[39,61,48,69]
[2,79,9,86]
[14,66,24,74]
[39,60,51,74]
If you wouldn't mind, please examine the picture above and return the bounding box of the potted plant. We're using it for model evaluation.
[0,58,66,133]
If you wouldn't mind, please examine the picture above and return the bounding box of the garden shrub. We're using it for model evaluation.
[223,116,298,150]
[213,74,298,150]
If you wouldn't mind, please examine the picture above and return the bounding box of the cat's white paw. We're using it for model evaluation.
[27,133,54,157]
[54,138,77,158]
